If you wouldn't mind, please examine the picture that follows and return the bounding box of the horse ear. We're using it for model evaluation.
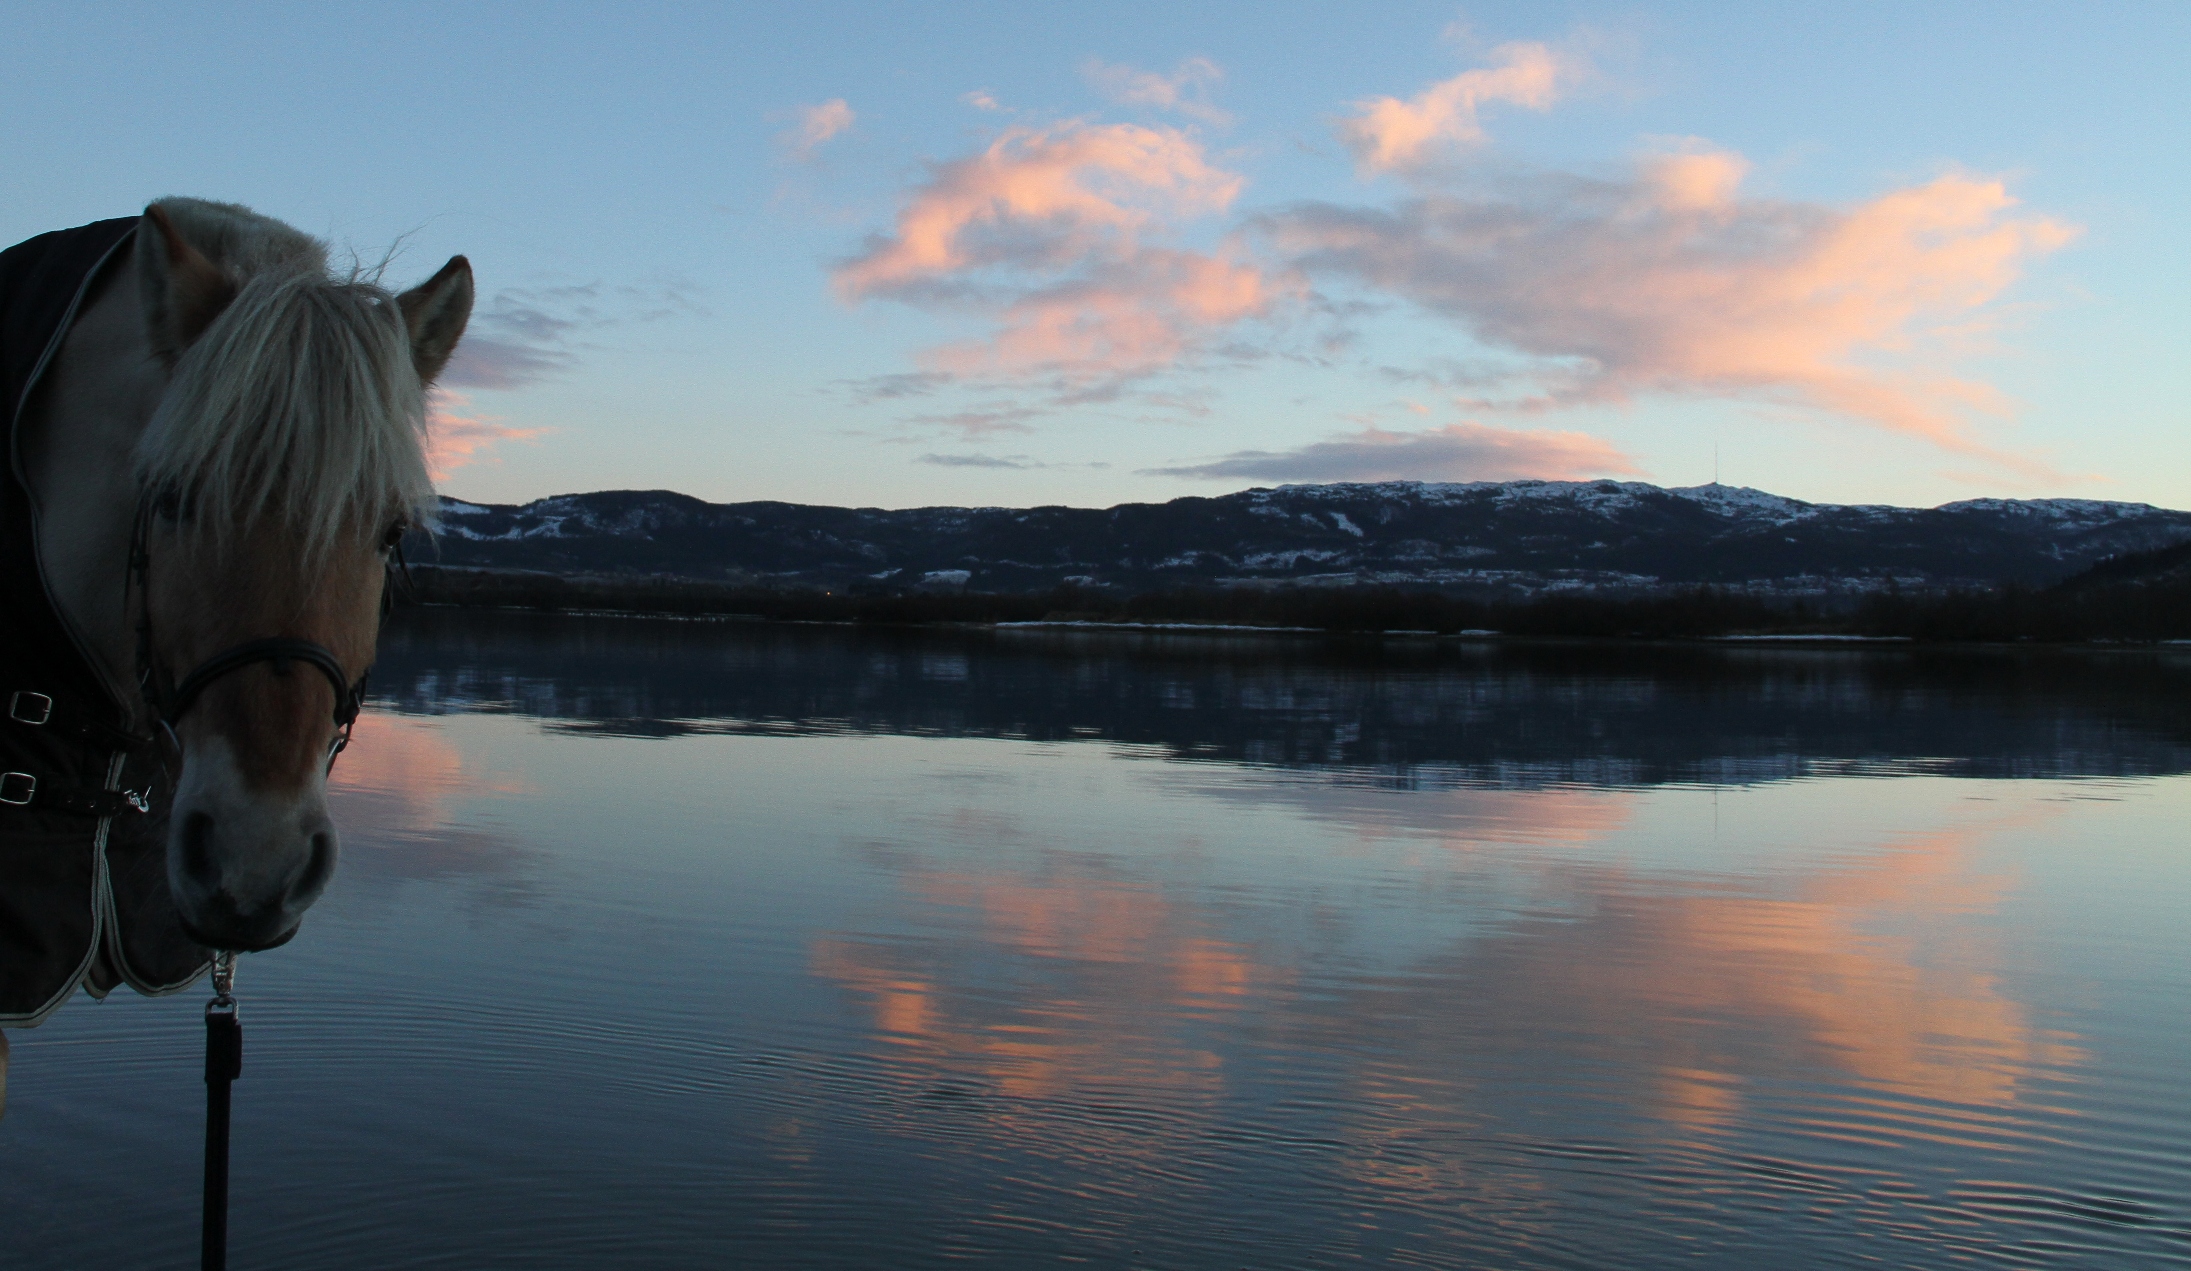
[398,256,473,386]
[138,203,238,362]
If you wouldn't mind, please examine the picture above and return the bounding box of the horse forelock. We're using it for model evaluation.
[133,200,435,563]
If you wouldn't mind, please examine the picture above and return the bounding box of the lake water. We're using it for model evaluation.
[4,611,2189,1268]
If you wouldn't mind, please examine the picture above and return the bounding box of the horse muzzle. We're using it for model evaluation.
[179,906,303,954]
[166,738,340,952]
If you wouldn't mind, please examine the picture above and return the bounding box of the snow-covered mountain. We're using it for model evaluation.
[413,480,2191,595]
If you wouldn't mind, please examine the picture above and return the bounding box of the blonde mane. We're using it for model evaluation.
[134,198,435,560]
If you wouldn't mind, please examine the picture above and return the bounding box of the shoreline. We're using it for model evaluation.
[393,602,2191,651]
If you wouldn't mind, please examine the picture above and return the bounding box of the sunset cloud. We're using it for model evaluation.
[829,37,2072,474]
[440,296,578,391]
[425,391,548,480]
[1263,153,2078,472]
[1083,56,1230,125]
[836,120,1241,299]
[1145,421,1637,483]
[782,98,855,159]
[1338,41,1566,174]
[916,452,1038,469]
[439,334,567,392]
[920,246,1285,380]
[438,285,597,392]
[904,404,1041,437]
[914,451,1110,470]
[833,120,1291,388]
[440,280,706,393]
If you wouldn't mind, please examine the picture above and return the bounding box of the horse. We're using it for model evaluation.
[0,198,471,1050]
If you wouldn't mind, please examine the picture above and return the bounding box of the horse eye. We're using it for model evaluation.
[381,521,409,551]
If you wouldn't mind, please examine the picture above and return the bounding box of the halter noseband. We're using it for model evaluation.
[130,495,375,769]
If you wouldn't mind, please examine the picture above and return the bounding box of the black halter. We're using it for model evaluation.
[129,494,378,770]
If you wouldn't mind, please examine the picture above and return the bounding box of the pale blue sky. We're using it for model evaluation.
[5,2,2185,510]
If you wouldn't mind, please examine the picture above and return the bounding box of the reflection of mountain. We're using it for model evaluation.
[371,610,2191,783]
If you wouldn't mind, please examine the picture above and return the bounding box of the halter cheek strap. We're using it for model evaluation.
[131,496,377,770]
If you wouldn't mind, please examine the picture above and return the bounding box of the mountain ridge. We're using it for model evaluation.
[414,480,2191,596]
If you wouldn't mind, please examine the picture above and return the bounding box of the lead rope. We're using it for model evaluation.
[202,952,240,1271]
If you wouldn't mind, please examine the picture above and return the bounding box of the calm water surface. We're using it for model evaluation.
[4,612,2189,1268]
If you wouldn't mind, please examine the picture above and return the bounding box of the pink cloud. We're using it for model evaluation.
[425,391,548,481]
[1264,151,2079,474]
[835,121,1240,296]
[1338,41,1566,174]
[834,120,1291,385]
[1082,56,1230,126]
[783,98,855,160]
[923,247,1282,379]
[1145,421,1638,483]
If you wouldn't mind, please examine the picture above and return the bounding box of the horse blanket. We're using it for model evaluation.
[2,217,206,1026]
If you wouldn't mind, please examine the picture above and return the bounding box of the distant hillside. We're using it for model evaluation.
[410,481,2191,597]
[2056,537,2191,591]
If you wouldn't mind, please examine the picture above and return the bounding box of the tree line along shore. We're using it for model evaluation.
[396,538,2191,644]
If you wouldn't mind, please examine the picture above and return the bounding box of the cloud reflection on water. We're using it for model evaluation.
[814,862,1272,1104]
[812,773,2081,1178]
[325,711,539,891]
[1314,810,2080,1148]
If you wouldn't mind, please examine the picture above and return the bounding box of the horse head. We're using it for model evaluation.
[129,200,472,951]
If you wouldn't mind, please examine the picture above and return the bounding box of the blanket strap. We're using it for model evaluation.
[0,774,150,817]
[1,687,157,817]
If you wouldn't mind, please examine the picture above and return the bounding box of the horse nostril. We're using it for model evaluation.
[181,811,216,884]
[296,830,336,900]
